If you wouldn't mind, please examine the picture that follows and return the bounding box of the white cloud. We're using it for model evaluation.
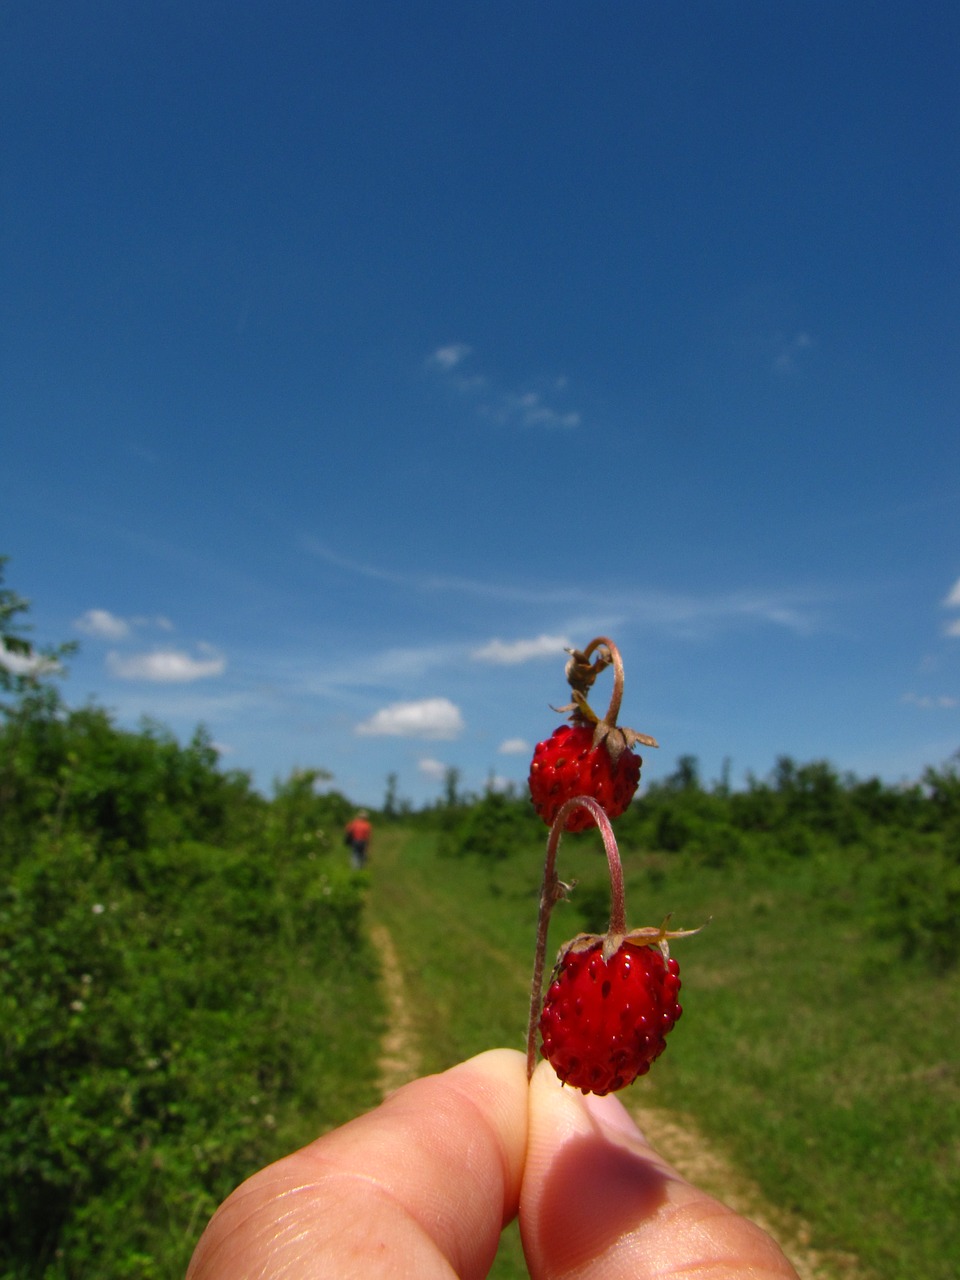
[74,609,131,640]
[902,692,958,710]
[499,737,531,755]
[426,346,581,429]
[354,697,465,739]
[507,392,580,429]
[945,619,960,639]
[107,646,226,682]
[943,578,960,609]
[0,646,60,677]
[472,634,570,665]
[418,757,448,781]
[428,343,472,371]
[75,609,174,639]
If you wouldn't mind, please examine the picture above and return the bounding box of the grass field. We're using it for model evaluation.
[368,822,960,1280]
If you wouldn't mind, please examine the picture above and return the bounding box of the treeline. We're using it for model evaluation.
[620,750,960,854]
[433,749,960,972]
[1,567,383,1277]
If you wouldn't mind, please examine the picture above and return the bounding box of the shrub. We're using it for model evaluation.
[876,844,960,972]
[1,796,378,1276]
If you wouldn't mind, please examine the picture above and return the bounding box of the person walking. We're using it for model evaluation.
[344,810,372,870]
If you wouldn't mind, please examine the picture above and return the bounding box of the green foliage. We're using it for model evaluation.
[876,839,960,971]
[614,750,960,971]
[267,766,354,854]
[0,557,76,707]
[1,792,379,1276]
[0,561,383,1277]
[437,786,543,860]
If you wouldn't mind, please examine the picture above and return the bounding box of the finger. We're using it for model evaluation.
[188,1048,528,1280]
[520,1061,800,1280]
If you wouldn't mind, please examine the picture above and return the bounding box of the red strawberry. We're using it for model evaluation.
[529,723,642,831]
[538,936,682,1095]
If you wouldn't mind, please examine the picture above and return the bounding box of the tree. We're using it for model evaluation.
[383,772,398,818]
[0,556,76,711]
[666,754,701,792]
[0,558,78,825]
[443,765,461,809]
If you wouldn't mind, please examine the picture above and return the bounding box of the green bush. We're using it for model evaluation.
[876,843,960,972]
[0,821,379,1278]
[0,598,382,1280]
[438,788,541,860]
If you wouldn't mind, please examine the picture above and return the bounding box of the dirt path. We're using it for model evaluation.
[369,921,420,1097]
[371,919,864,1280]
[627,1103,862,1280]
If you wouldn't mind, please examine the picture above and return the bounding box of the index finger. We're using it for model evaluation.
[187,1048,528,1280]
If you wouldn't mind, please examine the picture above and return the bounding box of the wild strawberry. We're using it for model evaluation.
[538,935,682,1095]
[529,722,642,831]
[528,637,657,830]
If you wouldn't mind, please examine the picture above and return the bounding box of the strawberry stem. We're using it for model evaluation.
[581,636,625,727]
[525,795,627,1079]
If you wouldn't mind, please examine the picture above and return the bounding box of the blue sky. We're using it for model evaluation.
[2,2,958,808]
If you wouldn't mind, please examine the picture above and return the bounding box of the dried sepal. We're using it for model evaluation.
[563,645,612,700]
[550,916,704,971]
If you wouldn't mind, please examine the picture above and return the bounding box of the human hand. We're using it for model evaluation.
[187,1048,799,1279]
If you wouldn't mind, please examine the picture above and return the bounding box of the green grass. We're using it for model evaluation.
[369,824,960,1280]
[637,846,960,1280]
[369,827,539,1278]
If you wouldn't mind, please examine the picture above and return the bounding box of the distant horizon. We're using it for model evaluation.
[4,600,957,813]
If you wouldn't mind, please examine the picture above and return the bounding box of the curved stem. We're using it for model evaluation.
[525,795,627,1078]
[581,636,624,726]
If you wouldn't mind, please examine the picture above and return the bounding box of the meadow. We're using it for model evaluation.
[375,786,960,1279]
[2,564,958,1277]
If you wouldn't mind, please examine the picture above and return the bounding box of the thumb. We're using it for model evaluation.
[520,1060,799,1280]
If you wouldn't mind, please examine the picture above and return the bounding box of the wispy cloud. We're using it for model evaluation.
[426,343,580,429]
[902,692,958,710]
[74,609,174,639]
[943,577,960,610]
[616,587,825,637]
[472,634,571,665]
[418,756,448,781]
[773,331,815,374]
[107,645,226,682]
[495,391,580,430]
[354,697,465,739]
[303,539,581,605]
[499,737,531,755]
[427,343,472,371]
[304,541,827,638]
[74,608,131,640]
[946,619,960,639]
